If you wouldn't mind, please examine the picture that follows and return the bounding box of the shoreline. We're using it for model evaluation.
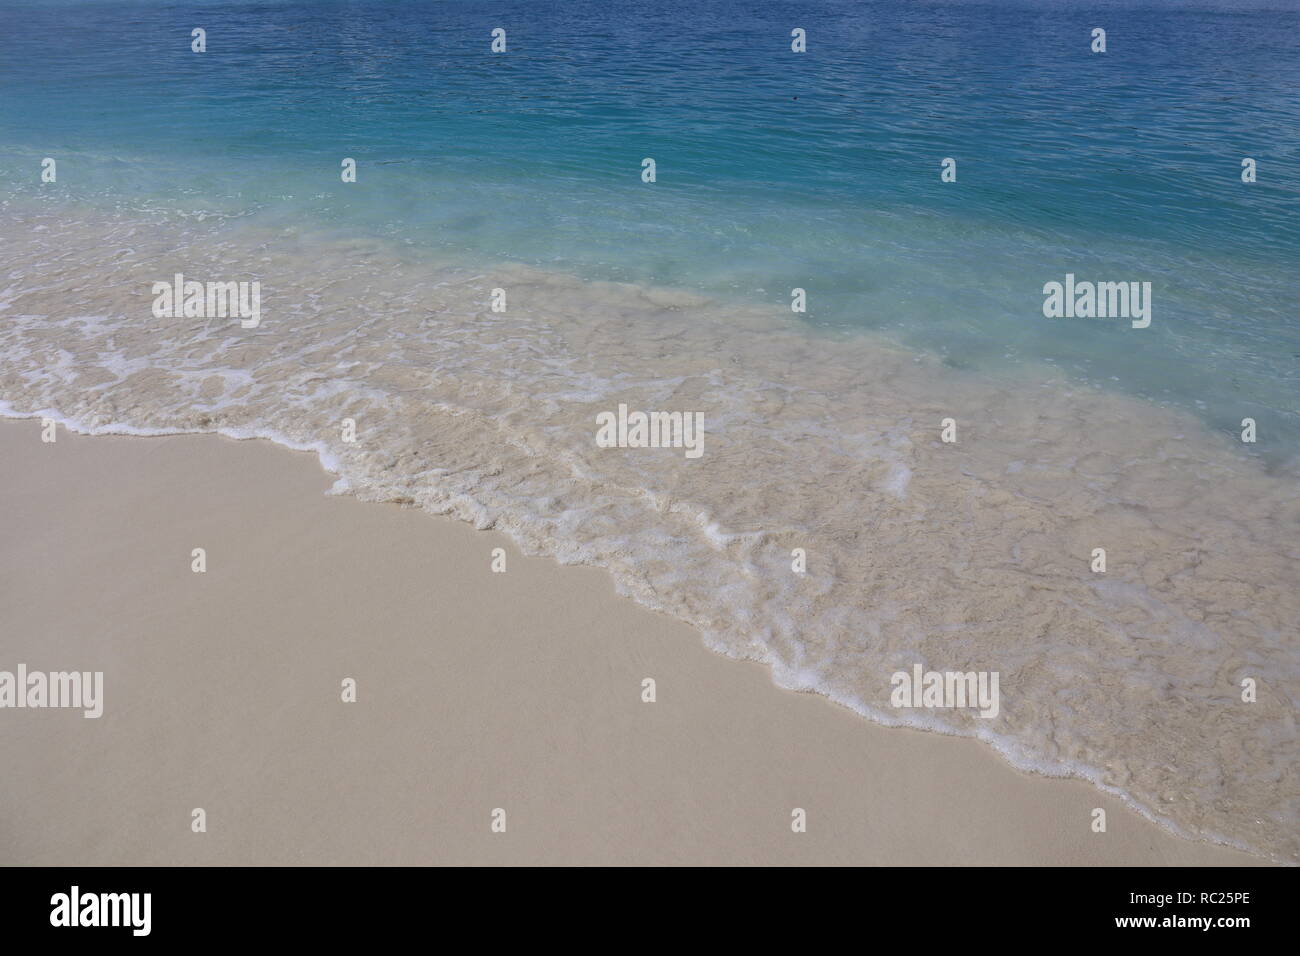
[0,417,1271,865]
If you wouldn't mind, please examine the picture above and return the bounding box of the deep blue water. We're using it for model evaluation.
[2,0,1298,455]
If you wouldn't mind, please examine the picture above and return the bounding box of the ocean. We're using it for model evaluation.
[1,0,1297,861]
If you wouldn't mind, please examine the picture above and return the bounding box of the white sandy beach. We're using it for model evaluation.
[0,419,1265,866]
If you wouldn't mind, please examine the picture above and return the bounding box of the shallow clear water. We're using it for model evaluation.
[3,0,1299,453]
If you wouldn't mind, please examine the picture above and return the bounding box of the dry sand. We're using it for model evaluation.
[0,419,1265,865]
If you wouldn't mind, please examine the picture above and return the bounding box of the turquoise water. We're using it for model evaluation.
[2,0,1299,448]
